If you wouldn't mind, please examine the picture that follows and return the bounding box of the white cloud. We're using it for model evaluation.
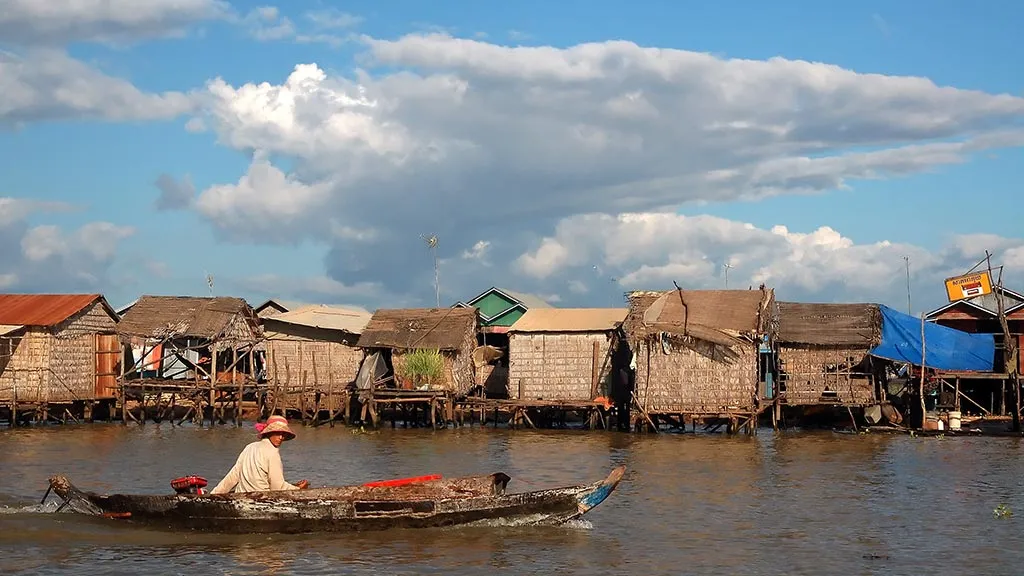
[515,211,1024,311]
[0,50,196,125]
[0,0,228,46]
[241,6,295,42]
[304,9,362,30]
[179,33,1024,307]
[193,157,334,243]
[461,240,490,262]
[154,173,196,210]
[0,197,135,292]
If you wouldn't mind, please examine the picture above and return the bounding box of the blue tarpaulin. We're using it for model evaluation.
[869,305,995,372]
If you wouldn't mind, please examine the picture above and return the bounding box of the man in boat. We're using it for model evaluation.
[209,415,310,494]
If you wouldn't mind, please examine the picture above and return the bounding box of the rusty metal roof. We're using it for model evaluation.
[509,308,627,333]
[0,294,113,326]
[263,304,373,334]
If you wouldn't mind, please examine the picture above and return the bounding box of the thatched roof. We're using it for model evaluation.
[357,307,478,351]
[623,288,774,347]
[117,296,260,341]
[776,302,880,346]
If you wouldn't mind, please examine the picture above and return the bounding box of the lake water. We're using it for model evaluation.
[2,424,1024,575]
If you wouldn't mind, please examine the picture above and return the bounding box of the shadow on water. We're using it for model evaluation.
[4,424,1024,574]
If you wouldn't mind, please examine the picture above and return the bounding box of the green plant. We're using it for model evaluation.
[401,349,444,386]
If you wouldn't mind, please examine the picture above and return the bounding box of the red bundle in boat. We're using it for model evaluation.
[170,475,208,494]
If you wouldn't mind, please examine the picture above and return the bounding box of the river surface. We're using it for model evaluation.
[2,424,1024,575]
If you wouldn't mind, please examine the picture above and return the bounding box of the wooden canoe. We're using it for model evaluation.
[45,466,626,534]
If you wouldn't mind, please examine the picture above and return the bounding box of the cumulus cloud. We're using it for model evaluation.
[0,0,228,46]
[0,50,196,126]
[154,173,196,211]
[229,274,401,310]
[178,34,1024,307]
[0,198,135,292]
[515,211,1024,311]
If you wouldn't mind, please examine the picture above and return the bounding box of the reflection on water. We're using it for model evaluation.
[2,424,1024,574]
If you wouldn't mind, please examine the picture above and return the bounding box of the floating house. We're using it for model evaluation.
[356,308,479,395]
[507,308,628,402]
[623,288,774,421]
[116,296,263,385]
[262,305,372,411]
[775,302,884,407]
[0,294,120,406]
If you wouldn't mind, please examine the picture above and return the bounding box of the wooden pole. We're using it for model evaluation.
[119,340,127,425]
[312,350,321,426]
[988,251,1019,432]
[919,314,927,429]
[590,340,600,400]
[327,345,336,427]
[210,343,218,427]
[233,347,240,426]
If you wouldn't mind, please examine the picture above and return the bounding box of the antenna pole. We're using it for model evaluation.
[904,256,911,314]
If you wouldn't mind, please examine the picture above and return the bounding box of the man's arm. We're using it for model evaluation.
[267,450,300,491]
[208,459,241,494]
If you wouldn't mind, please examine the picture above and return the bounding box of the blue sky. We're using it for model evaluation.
[0,0,1022,312]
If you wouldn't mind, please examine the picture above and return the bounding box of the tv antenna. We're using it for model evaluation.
[421,234,440,307]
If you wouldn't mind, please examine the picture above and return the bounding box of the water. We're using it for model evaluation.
[2,424,1024,575]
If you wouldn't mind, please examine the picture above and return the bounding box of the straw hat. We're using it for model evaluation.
[255,415,296,440]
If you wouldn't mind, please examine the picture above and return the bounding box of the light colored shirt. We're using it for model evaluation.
[209,438,300,494]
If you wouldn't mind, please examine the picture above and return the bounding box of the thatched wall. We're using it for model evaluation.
[634,337,758,414]
[779,345,875,406]
[507,332,615,401]
[0,301,117,403]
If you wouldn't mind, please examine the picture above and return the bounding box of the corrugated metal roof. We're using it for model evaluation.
[776,302,880,346]
[264,305,372,334]
[509,308,627,333]
[0,324,24,336]
[0,294,111,326]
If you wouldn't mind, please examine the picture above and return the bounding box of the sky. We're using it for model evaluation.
[1,0,1022,314]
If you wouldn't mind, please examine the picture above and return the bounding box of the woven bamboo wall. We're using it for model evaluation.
[56,301,117,336]
[779,345,875,406]
[507,332,614,401]
[0,329,52,402]
[267,339,364,389]
[266,338,363,413]
[635,338,758,414]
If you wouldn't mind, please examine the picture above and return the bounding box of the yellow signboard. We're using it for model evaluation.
[944,271,993,302]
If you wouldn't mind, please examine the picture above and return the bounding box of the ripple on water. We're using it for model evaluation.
[3,425,1024,574]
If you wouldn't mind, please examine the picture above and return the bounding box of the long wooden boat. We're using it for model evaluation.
[45,466,625,534]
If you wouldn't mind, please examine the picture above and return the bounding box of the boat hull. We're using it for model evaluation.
[47,467,625,534]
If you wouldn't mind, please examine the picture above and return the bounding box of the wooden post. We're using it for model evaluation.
[326,345,336,427]
[298,342,305,422]
[590,341,600,400]
[120,342,127,426]
[210,343,218,427]
[233,347,240,426]
[311,350,321,426]
[919,314,927,429]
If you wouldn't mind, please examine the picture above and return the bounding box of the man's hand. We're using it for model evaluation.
[296,479,310,489]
